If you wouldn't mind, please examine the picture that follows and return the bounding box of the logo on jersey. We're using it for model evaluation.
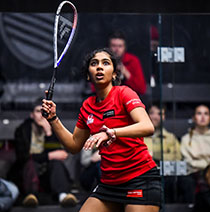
[126,99,141,106]
[103,109,115,119]
[87,114,94,125]
[126,189,143,197]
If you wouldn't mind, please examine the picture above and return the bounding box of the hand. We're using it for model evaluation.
[34,116,52,136]
[48,150,68,161]
[83,132,109,150]
[117,63,131,80]
[91,150,101,163]
[42,99,57,120]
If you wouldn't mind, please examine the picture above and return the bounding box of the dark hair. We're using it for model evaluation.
[147,103,166,113]
[108,30,127,45]
[194,104,210,115]
[82,48,121,86]
[31,97,43,111]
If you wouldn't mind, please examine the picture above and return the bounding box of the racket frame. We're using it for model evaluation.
[43,1,78,117]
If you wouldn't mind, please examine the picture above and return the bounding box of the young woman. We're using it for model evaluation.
[42,48,162,212]
[180,105,210,205]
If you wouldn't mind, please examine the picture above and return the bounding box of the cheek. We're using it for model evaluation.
[88,69,94,78]
[205,116,210,124]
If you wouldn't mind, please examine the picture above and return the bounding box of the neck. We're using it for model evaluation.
[194,126,209,134]
[95,83,113,102]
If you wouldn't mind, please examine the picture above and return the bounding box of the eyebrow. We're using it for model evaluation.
[91,57,111,61]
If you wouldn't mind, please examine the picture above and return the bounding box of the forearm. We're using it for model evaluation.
[190,159,209,170]
[114,122,154,138]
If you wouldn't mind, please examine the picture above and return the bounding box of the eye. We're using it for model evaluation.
[90,60,97,66]
[103,60,110,65]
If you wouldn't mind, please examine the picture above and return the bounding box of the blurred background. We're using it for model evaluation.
[0,1,210,211]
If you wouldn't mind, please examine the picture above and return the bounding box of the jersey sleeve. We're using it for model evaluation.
[76,107,89,129]
[121,86,145,113]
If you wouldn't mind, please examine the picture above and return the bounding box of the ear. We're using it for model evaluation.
[112,72,117,81]
[87,74,90,81]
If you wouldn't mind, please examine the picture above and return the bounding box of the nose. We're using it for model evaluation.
[96,62,103,70]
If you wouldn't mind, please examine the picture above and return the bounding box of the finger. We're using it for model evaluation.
[45,90,48,97]
[96,138,104,148]
[106,140,113,146]
[89,137,98,149]
[84,137,96,150]
[83,138,92,150]
[42,104,50,112]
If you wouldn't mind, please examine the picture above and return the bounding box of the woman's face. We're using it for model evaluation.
[88,51,116,86]
[194,105,210,127]
[148,106,165,129]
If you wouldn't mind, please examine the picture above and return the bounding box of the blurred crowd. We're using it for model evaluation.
[0,30,210,211]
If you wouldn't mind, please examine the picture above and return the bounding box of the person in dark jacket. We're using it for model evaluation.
[12,99,78,207]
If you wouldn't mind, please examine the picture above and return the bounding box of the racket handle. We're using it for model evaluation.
[42,110,49,118]
[42,61,57,118]
[42,81,55,118]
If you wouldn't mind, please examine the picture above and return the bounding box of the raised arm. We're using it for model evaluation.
[42,99,90,154]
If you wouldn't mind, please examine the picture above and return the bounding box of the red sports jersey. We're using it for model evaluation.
[76,86,156,185]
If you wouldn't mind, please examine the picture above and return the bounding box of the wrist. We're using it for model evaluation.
[100,125,116,142]
[44,129,52,137]
[47,115,58,123]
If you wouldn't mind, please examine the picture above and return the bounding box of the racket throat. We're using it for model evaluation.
[46,68,57,100]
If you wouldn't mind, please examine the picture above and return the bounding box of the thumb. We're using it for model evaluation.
[45,90,49,99]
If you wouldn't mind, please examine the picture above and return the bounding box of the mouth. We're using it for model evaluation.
[95,72,104,80]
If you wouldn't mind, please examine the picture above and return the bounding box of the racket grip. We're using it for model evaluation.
[42,110,49,118]
[42,88,54,118]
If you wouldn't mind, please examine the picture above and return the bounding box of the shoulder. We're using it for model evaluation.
[123,52,140,62]
[163,128,179,142]
[81,95,95,108]
[205,129,210,135]
[163,128,176,138]
[115,85,137,97]
[181,133,190,144]
[16,118,32,130]
[15,118,32,137]
[116,85,134,93]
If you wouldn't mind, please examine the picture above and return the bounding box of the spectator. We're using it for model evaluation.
[144,105,181,163]
[11,99,78,207]
[181,104,210,208]
[0,178,19,211]
[79,148,101,192]
[144,104,181,203]
[108,30,147,95]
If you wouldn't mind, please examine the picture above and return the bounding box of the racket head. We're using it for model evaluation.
[54,1,78,68]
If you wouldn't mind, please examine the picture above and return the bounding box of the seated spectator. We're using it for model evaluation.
[181,104,210,209]
[144,104,181,203]
[108,30,147,95]
[144,104,181,163]
[10,98,78,207]
[79,148,101,192]
[0,178,19,211]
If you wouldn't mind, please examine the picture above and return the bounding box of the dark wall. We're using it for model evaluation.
[1,13,210,84]
[1,0,210,13]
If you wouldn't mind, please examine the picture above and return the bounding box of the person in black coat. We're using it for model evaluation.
[11,99,78,207]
